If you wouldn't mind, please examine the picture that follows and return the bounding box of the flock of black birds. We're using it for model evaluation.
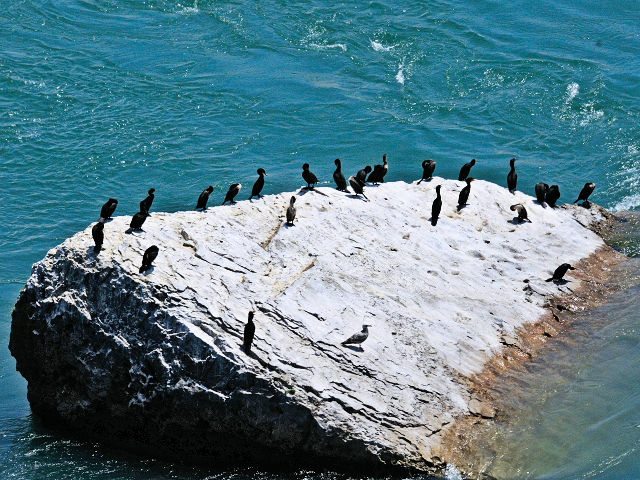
[88,155,597,352]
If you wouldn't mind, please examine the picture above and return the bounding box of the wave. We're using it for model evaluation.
[612,193,640,212]
[177,0,199,15]
[566,82,580,102]
[444,463,463,480]
[579,102,605,126]
[308,43,347,52]
[371,40,394,52]
[395,64,405,85]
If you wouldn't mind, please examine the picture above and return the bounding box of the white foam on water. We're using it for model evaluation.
[566,82,580,102]
[611,193,640,212]
[444,463,464,480]
[371,40,394,52]
[482,68,505,87]
[579,102,604,126]
[395,64,405,85]
[177,0,199,14]
[309,43,347,52]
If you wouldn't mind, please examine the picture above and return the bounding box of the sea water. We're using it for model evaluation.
[1,0,639,478]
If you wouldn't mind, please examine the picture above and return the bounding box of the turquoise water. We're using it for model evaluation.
[1,0,640,478]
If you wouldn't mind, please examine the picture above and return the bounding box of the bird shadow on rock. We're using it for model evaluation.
[550,279,569,286]
[141,266,155,275]
[283,223,295,228]
[343,345,364,353]
[298,187,329,197]
[85,246,100,258]
[347,194,368,202]
[508,217,527,225]
[578,201,592,209]
[239,346,269,366]
[126,228,145,234]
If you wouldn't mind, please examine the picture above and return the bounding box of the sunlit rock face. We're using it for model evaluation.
[9,179,606,472]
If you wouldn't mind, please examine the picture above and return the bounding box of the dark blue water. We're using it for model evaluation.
[2,1,640,478]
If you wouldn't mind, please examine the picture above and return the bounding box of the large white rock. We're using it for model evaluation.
[9,179,606,471]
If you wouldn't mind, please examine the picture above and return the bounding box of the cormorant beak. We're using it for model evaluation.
[569,266,575,270]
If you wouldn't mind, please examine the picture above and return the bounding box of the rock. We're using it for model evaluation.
[468,399,496,419]
[9,179,606,473]
[543,323,558,337]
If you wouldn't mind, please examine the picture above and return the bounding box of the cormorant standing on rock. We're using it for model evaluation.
[367,154,388,184]
[510,204,530,223]
[140,245,159,273]
[546,185,561,208]
[249,169,267,201]
[341,325,371,349]
[431,185,442,226]
[418,160,436,184]
[546,263,575,282]
[243,311,255,353]
[99,198,118,221]
[574,182,596,207]
[457,178,473,210]
[535,183,549,205]
[286,196,296,225]
[128,211,148,232]
[92,222,104,254]
[222,184,242,205]
[333,159,348,192]
[302,163,318,189]
[348,176,368,200]
[140,188,155,215]
[196,186,214,210]
[356,166,372,184]
[458,159,476,181]
[507,158,517,194]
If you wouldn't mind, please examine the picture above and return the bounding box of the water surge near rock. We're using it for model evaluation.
[9,179,613,473]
